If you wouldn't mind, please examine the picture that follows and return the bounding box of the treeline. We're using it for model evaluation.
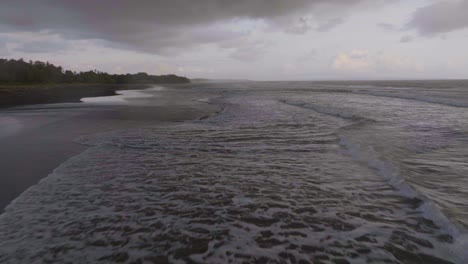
[0,58,190,85]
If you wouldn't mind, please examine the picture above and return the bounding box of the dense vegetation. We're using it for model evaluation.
[0,58,190,84]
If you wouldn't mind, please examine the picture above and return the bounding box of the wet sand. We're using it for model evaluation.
[0,86,221,212]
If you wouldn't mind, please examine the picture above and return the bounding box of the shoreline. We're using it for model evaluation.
[0,83,153,108]
[0,85,221,212]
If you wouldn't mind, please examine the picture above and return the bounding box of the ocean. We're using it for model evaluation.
[1,80,467,263]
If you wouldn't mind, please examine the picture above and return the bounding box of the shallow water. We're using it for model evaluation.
[1,81,467,263]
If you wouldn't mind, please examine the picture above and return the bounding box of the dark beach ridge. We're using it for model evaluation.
[0,83,150,108]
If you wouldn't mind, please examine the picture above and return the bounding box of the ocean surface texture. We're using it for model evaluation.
[1,81,467,263]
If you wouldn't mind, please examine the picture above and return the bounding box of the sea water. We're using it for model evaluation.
[1,81,467,263]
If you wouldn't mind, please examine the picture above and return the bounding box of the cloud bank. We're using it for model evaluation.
[408,0,468,36]
[0,0,382,54]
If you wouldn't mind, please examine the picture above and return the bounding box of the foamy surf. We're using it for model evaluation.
[338,133,468,261]
[80,86,164,104]
[355,90,468,108]
[282,97,468,260]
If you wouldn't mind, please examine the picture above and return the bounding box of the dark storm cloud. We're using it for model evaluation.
[400,35,413,43]
[0,39,8,55]
[316,18,345,32]
[0,0,381,53]
[408,0,468,36]
[378,23,396,32]
[13,40,70,53]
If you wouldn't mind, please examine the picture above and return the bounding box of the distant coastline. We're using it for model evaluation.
[0,58,190,108]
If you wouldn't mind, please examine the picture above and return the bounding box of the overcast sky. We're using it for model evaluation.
[0,0,467,80]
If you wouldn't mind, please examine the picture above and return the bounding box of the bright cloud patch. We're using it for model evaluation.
[333,50,373,72]
[333,50,424,74]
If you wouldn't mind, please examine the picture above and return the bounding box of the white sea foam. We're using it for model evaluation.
[80,86,163,104]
